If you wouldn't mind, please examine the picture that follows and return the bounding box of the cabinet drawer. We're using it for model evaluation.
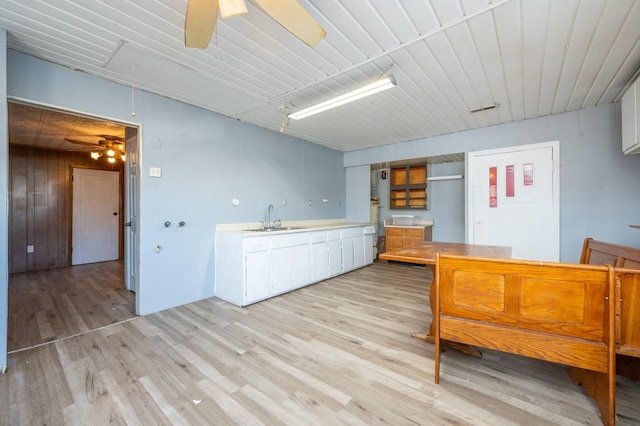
[341,227,363,238]
[385,227,403,237]
[270,233,310,249]
[310,232,327,243]
[404,228,424,238]
[327,229,341,241]
[243,237,269,252]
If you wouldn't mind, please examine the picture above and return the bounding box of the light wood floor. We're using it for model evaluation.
[7,260,136,352]
[1,262,639,425]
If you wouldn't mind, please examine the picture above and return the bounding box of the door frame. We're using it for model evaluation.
[465,140,560,259]
[5,98,141,311]
[124,130,140,303]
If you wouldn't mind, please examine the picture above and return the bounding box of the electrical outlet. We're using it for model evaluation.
[27,245,34,253]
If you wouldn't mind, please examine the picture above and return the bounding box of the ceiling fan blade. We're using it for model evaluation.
[97,134,125,142]
[219,0,247,19]
[185,0,219,48]
[64,138,99,147]
[254,0,326,46]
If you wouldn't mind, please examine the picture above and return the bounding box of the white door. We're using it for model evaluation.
[124,134,139,292]
[467,141,559,261]
[72,168,120,265]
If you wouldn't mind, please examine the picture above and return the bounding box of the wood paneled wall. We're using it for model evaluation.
[9,145,124,274]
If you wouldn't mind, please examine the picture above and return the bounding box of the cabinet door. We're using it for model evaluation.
[291,244,311,289]
[386,227,404,250]
[353,235,365,268]
[404,228,424,248]
[364,234,374,264]
[271,247,295,294]
[311,242,329,281]
[342,237,355,272]
[245,251,271,303]
[328,239,343,276]
[272,244,311,294]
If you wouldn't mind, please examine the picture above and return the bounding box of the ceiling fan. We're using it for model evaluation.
[184,0,326,48]
[65,135,126,163]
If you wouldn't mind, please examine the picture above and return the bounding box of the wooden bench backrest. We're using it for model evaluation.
[580,237,640,358]
[580,237,640,269]
[435,254,615,370]
[434,254,616,425]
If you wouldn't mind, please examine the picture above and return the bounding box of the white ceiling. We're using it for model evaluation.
[2,0,640,153]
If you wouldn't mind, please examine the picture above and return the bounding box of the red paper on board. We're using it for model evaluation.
[523,163,533,185]
[506,165,515,197]
[489,167,497,208]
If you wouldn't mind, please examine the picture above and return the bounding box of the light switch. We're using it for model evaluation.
[149,167,162,178]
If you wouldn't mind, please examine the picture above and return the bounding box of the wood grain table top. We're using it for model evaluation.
[379,241,512,265]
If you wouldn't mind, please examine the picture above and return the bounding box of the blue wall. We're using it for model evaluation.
[4,51,346,317]
[346,103,640,262]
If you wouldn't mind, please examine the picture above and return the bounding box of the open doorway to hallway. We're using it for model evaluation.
[6,102,139,352]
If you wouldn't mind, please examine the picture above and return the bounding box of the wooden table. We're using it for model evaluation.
[379,241,512,355]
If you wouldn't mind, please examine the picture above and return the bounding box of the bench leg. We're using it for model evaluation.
[569,367,616,426]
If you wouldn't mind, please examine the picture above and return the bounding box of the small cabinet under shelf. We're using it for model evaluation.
[390,163,429,209]
[385,225,432,251]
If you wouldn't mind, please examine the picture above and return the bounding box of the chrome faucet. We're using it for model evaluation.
[267,204,274,228]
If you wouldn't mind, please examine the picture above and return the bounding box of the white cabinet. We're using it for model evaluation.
[270,233,310,295]
[364,233,374,265]
[622,79,640,154]
[244,237,271,304]
[310,232,329,282]
[245,251,271,304]
[215,224,375,306]
[341,227,365,272]
[214,234,270,306]
[327,230,342,277]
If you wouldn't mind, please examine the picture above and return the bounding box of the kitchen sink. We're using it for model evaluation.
[245,227,305,232]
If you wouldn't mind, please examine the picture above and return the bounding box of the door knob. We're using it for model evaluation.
[125,221,132,227]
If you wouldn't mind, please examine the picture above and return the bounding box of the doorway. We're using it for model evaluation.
[467,141,560,261]
[6,102,140,352]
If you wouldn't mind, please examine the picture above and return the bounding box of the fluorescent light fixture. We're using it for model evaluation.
[288,75,397,120]
[427,174,463,181]
[469,103,499,113]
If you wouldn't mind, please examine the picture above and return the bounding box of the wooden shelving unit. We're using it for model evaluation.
[390,163,428,209]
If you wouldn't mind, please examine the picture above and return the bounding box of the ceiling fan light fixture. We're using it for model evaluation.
[121,154,126,162]
[107,149,115,157]
[90,152,101,160]
[107,157,116,164]
[288,75,397,120]
[219,0,248,18]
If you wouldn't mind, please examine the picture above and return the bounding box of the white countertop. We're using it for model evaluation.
[383,219,434,228]
[216,219,373,235]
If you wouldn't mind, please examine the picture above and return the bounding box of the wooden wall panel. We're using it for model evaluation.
[9,147,28,273]
[8,145,124,274]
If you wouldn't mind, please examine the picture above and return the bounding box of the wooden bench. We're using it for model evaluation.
[580,238,640,380]
[433,254,617,425]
